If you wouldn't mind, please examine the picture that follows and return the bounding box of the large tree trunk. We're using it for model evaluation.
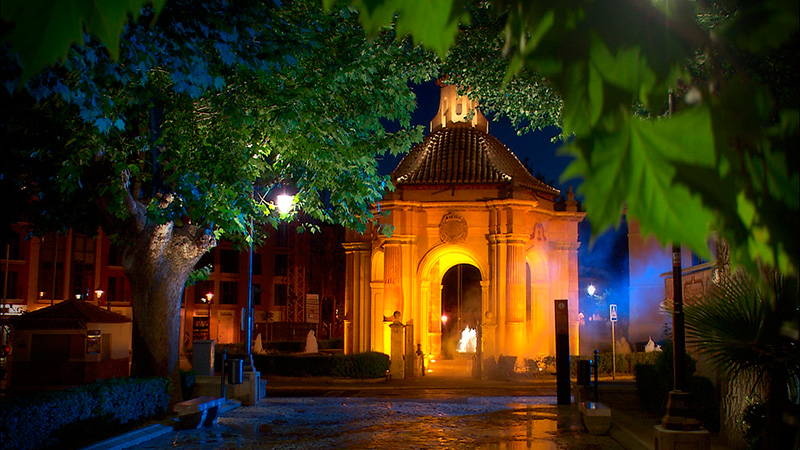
[121,220,214,404]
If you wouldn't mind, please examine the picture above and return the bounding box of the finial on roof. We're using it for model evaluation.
[430,82,488,133]
[566,186,578,212]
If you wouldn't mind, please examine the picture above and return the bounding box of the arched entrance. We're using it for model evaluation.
[440,264,481,360]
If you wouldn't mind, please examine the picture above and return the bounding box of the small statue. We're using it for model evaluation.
[304,330,318,353]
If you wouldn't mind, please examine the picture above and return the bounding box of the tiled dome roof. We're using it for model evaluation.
[392,123,560,197]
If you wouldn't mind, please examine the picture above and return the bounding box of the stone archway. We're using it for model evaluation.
[342,84,584,372]
[416,245,488,363]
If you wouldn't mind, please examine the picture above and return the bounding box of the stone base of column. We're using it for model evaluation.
[654,425,710,450]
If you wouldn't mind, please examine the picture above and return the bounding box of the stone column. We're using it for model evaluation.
[481,311,497,360]
[505,237,527,358]
[343,241,371,354]
[389,311,405,380]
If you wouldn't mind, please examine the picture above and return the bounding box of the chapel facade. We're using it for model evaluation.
[343,84,584,363]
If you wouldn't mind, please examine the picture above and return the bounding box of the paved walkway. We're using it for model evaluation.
[81,364,732,450]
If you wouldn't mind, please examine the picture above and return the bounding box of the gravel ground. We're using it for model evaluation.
[138,396,626,450]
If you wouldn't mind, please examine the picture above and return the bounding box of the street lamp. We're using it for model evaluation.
[95,287,106,310]
[201,292,214,340]
[276,194,294,215]
[242,189,294,370]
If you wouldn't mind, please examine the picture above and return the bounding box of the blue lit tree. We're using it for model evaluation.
[2,0,436,394]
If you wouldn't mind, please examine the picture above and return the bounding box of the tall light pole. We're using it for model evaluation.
[204,292,214,340]
[243,187,294,371]
[245,217,255,371]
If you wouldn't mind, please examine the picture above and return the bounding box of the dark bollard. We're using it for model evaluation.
[577,360,591,386]
[593,349,599,402]
[221,349,227,399]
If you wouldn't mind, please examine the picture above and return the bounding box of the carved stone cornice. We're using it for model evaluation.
[549,240,580,251]
[342,242,372,253]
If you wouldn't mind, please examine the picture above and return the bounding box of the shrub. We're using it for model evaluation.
[92,377,170,424]
[0,377,169,450]
[1,387,95,450]
[569,352,660,377]
[252,352,389,378]
[634,345,719,431]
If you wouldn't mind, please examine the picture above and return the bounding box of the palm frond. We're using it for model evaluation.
[684,271,800,385]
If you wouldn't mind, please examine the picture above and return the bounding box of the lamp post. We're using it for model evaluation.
[204,292,213,340]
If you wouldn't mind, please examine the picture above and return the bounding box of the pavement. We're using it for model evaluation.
[77,359,732,450]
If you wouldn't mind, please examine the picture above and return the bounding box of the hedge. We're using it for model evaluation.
[252,351,389,378]
[633,343,719,432]
[0,377,170,450]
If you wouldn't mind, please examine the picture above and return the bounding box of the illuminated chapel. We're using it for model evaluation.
[343,84,584,366]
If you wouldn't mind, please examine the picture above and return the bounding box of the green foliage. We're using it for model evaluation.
[634,355,719,431]
[742,402,766,450]
[252,351,390,379]
[0,377,169,450]
[353,0,799,276]
[92,377,171,424]
[684,271,799,382]
[1,0,167,81]
[4,0,438,242]
[568,352,661,377]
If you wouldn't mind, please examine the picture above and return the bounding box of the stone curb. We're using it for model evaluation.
[80,399,242,450]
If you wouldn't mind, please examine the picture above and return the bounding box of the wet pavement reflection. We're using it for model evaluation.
[139,396,625,449]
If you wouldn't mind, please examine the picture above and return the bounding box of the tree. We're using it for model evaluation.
[2,0,436,396]
[685,271,799,449]
[349,0,799,277]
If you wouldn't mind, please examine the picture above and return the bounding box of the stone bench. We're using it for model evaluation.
[578,402,612,435]
[174,396,225,429]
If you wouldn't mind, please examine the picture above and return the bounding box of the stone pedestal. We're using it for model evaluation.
[654,425,710,450]
[578,402,611,435]
[192,340,216,376]
[389,318,405,380]
[572,384,595,404]
[193,372,266,405]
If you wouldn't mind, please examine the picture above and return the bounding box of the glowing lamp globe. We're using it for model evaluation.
[276,194,294,214]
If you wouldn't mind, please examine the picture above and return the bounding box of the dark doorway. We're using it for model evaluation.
[441,264,481,360]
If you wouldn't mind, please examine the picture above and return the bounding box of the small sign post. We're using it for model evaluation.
[609,304,618,379]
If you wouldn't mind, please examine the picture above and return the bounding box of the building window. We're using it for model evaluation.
[195,280,214,303]
[7,230,22,261]
[69,234,96,300]
[220,249,239,274]
[252,284,262,305]
[252,254,262,275]
[108,244,123,266]
[3,272,21,300]
[274,254,287,277]
[107,276,131,303]
[37,232,67,301]
[195,249,215,271]
[221,281,238,305]
[274,283,287,306]
[276,223,288,248]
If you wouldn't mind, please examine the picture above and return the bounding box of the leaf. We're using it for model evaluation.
[720,0,800,53]
[352,0,469,57]
[1,0,165,82]
[563,106,717,255]
[589,33,656,103]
